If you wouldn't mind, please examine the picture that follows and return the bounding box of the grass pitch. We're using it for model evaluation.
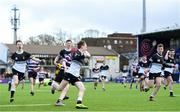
[0,82,180,111]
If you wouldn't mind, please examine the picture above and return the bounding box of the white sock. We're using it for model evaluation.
[77,96,82,101]
[10,81,16,91]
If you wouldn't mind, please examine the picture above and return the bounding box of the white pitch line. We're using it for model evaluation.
[0,104,51,107]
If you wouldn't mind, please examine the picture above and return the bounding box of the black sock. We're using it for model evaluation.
[56,99,61,103]
[77,100,82,104]
[8,82,11,91]
[10,91,15,98]
[170,92,173,95]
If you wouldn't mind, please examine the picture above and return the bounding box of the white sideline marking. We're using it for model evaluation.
[0,104,51,107]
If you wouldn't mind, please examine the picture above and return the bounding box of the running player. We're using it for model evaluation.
[164,49,176,97]
[122,66,128,88]
[92,63,100,90]
[148,44,174,101]
[51,40,90,109]
[8,40,41,103]
[51,40,73,102]
[27,58,40,95]
[100,62,109,91]
[138,55,149,92]
[37,66,48,88]
[130,58,139,89]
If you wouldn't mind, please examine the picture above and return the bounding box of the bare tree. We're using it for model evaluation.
[54,28,68,45]
[82,29,108,38]
[26,34,62,45]
[101,32,107,37]
[72,34,82,44]
[84,29,100,38]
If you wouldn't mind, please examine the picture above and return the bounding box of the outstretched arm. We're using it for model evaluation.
[164,50,169,60]
[54,55,60,66]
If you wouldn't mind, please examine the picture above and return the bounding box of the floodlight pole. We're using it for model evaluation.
[11,6,20,44]
[142,0,146,33]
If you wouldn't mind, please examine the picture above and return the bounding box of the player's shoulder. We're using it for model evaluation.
[23,51,29,53]
[23,51,31,55]
[149,53,158,60]
[11,52,18,56]
[60,49,66,53]
[152,53,158,57]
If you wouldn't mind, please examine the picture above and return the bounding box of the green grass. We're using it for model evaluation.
[0,82,180,111]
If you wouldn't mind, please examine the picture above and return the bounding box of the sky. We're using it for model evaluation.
[0,0,179,43]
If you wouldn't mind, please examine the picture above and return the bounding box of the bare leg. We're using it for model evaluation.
[75,82,86,103]
[10,75,19,102]
[94,79,98,89]
[167,76,174,96]
[58,84,70,100]
[75,81,88,109]
[30,77,35,95]
[54,80,69,106]
[149,77,162,101]
[101,77,106,91]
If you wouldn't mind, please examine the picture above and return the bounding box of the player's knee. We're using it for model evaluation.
[58,88,62,91]
[148,83,153,88]
[80,86,86,92]
[14,82,18,86]
[156,83,161,88]
[170,80,173,85]
[56,85,62,91]
[66,84,70,89]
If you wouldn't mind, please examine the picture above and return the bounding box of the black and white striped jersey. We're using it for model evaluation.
[26,59,40,72]
[59,49,72,69]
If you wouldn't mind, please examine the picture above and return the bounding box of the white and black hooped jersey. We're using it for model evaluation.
[100,65,109,76]
[164,57,175,74]
[27,59,40,72]
[149,53,164,73]
[92,68,100,78]
[92,68,101,73]
[66,50,86,77]
[11,51,31,73]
